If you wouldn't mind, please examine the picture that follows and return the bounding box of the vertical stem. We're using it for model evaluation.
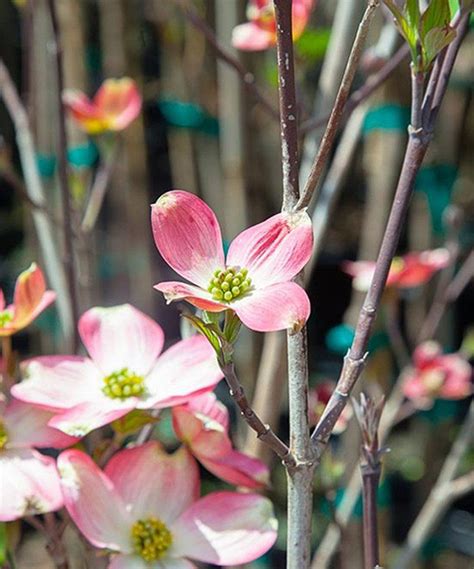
[47,0,80,352]
[273,1,315,567]
[362,466,381,569]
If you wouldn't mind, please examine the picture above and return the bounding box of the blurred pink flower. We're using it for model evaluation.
[0,263,55,337]
[232,0,314,51]
[172,392,269,489]
[343,248,450,292]
[58,443,278,568]
[402,341,472,408]
[152,190,312,332]
[308,381,352,434]
[12,304,222,437]
[0,399,77,521]
[63,78,141,135]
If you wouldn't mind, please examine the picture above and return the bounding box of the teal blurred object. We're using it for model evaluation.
[419,398,463,424]
[68,141,99,169]
[362,104,410,134]
[36,153,57,178]
[320,478,390,520]
[158,98,219,136]
[326,323,389,355]
[415,164,457,236]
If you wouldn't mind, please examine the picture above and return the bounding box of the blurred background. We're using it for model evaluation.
[0,1,473,568]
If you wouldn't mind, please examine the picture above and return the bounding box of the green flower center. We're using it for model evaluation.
[131,517,172,562]
[0,310,13,328]
[207,267,252,303]
[102,368,145,399]
[0,420,8,449]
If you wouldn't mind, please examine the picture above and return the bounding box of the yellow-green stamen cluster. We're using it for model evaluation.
[0,420,8,449]
[131,517,172,562]
[207,267,252,302]
[102,368,145,399]
[0,311,13,328]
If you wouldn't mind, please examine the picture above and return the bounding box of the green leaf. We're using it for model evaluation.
[182,313,222,354]
[406,0,421,32]
[0,523,6,564]
[112,410,160,436]
[423,25,457,65]
[384,0,418,58]
[421,0,452,40]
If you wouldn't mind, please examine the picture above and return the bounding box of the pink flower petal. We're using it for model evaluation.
[180,392,229,431]
[105,442,199,524]
[58,450,132,552]
[233,282,310,332]
[199,451,270,489]
[413,341,442,368]
[94,78,142,131]
[110,557,196,569]
[12,356,101,411]
[79,304,165,376]
[232,22,274,51]
[171,491,277,564]
[151,191,225,288]
[0,449,64,521]
[49,399,136,437]
[154,282,227,312]
[143,335,222,408]
[0,289,5,311]
[227,211,313,287]
[10,264,55,331]
[4,400,78,449]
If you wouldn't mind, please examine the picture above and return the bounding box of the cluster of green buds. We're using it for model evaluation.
[207,267,252,302]
[102,367,145,399]
[131,517,173,562]
[0,310,13,328]
[0,420,8,449]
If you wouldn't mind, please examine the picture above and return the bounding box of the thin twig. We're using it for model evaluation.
[445,249,474,302]
[297,0,381,211]
[220,362,295,466]
[394,402,474,569]
[174,0,279,121]
[47,0,80,352]
[300,44,409,135]
[0,59,74,345]
[81,141,120,233]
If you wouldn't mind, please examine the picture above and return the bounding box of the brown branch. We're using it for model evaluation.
[220,362,295,466]
[297,0,381,210]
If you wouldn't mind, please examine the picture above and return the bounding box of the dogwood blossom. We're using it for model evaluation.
[0,263,55,337]
[152,190,312,332]
[0,400,77,521]
[232,0,314,51]
[12,304,222,437]
[172,392,269,488]
[343,248,450,292]
[63,77,141,134]
[402,341,472,408]
[58,443,278,568]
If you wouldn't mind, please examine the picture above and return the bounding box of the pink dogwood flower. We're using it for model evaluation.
[402,341,472,408]
[12,304,222,437]
[308,381,352,434]
[0,263,56,337]
[58,443,278,568]
[63,78,142,135]
[151,190,312,332]
[0,399,77,521]
[343,248,450,292]
[232,0,314,51]
[172,392,269,489]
